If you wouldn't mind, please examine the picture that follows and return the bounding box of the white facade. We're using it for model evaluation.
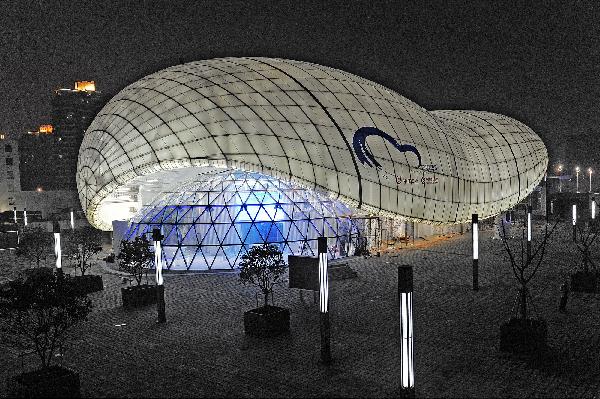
[77,58,548,231]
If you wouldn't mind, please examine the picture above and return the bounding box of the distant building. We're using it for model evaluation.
[18,125,54,191]
[52,81,104,190]
[0,134,20,212]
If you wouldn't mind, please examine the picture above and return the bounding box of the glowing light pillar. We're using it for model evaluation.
[573,205,577,242]
[592,197,596,220]
[23,208,27,226]
[153,228,166,323]
[53,222,62,274]
[398,265,414,397]
[13,207,17,223]
[472,214,479,291]
[527,205,532,262]
[70,209,75,230]
[318,236,331,365]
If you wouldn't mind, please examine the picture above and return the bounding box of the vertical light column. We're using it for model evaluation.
[398,265,414,397]
[13,207,17,224]
[23,208,28,226]
[318,236,331,365]
[53,222,62,273]
[592,197,596,220]
[70,209,75,230]
[589,168,593,193]
[527,205,532,261]
[576,167,580,193]
[153,228,166,323]
[573,204,577,242]
[558,164,563,193]
[472,214,479,291]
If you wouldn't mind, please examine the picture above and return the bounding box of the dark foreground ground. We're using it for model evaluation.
[1,223,599,398]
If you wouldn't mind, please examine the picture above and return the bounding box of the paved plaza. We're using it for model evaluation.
[1,224,600,398]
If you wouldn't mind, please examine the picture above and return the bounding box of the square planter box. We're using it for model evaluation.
[500,317,547,353]
[72,274,104,295]
[570,270,598,293]
[7,365,81,398]
[121,284,158,308]
[244,305,290,337]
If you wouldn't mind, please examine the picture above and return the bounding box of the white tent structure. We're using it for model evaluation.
[77,57,547,268]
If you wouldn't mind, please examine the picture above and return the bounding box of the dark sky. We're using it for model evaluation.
[1,0,599,172]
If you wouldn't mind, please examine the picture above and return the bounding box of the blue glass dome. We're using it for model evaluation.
[125,171,360,270]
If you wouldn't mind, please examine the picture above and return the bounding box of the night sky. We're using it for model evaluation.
[1,0,599,172]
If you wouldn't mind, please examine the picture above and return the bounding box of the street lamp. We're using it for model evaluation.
[318,236,331,365]
[152,228,166,323]
[576,166,580,193]
[589,168,593,193]
[472,214,479,291]
[398,265,415,396]
[573,204,577,242]
[53,222,62,273]
[526,205,532,262]
[70,208,75,230]
[557,164,563,193]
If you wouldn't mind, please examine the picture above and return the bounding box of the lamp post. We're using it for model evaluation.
[573,204,577,242]
[398,265,414,397]
[53,222,62,275]
[318,236,331,365]
[589,168,593,193]
[70,208,75,230]
[527,205,532,261]
[153,228,166,324]
[576,166,580,193]
[472,214,479,291]
[557,164,563,193]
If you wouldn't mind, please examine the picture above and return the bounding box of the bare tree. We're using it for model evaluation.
[500,220,559,319]
[574,222,600,273]
[64,226,103,276]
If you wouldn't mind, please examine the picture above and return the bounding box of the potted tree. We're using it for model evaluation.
[498,220,558,353]
[15,226,53,270]
[570,222,599,293]
[64,226,104,294]
[118,236,156,307]
[239,244,289,337]
[0,269,92,397]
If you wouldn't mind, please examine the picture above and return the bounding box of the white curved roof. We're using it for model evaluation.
[77,57,547,230]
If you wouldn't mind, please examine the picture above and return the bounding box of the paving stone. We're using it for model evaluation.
[1,224,599,397]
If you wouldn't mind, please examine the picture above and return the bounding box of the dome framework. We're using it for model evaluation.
[126,171,359,270]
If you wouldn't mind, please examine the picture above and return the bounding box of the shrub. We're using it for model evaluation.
[239,244,287,307]
[0,271,92,369]
[16,226,53,267]
[117,236,153,286]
